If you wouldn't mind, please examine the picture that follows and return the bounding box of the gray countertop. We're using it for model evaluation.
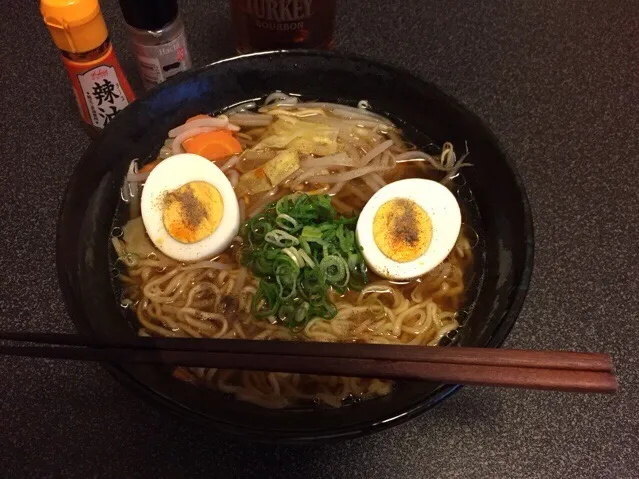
[1,0,637,477]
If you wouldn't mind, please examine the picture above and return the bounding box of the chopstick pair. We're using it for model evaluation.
[0,332,618,394]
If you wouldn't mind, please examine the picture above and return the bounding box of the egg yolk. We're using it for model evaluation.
[372,198,432,263]
[162,181,223,244]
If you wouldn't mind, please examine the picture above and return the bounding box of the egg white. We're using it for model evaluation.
[356,178,462,280]
[140,153,240,262]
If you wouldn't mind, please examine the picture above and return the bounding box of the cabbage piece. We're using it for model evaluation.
[236,168,272,197]
[311,133,338,156]
[265,107,327,118]
[122,217,170,262]
[262,150,300,186]
[253,134,296,150]
[287,137,315,154]
[253,119,338,156]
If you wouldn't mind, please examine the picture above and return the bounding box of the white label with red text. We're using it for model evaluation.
[77,65,130,128]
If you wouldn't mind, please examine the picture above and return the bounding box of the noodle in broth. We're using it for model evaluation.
[112,94,474,408]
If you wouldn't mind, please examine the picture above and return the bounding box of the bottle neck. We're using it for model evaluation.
[60,39,110,62]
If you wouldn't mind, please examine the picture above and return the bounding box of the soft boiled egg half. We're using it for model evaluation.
[141,153,240,262]
[356,179,462,281]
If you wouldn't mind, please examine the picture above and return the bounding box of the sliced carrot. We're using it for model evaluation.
[138,158,162,173]
[182,130,243,161]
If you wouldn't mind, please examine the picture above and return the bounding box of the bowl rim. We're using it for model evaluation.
[56,49,535,443]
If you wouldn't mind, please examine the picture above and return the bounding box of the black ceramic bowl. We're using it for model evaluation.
[56,50,533,443]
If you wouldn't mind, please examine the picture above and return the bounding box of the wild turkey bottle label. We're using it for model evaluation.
[230,0,336,53]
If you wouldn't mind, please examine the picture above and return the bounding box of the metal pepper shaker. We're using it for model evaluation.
[118,0,193,89]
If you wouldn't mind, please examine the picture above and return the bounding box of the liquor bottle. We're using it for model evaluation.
[229,0,336,53]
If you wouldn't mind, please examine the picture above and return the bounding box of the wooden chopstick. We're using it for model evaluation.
[0,332,614,372]
[0,332,618,394]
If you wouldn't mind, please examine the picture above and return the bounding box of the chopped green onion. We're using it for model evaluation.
[300,225,323,241]
[294,302,310,324]
[241,193,368,327]
[347,253,359,271]
[276,213,300,232]
[300,238,311,255]
[297,248,315,268]
[248,219,273,244]
[310,300,338,319]
[276,275,297,300]
[265,229,300,247]
[320,255,348,287]
[277,304,296,322]
[282,247,300,266]
[299,267,326,302]
[252,281,279,318]
[337,224,355,252]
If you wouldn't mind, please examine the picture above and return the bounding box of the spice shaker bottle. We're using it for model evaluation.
[40,0,135,133]
[118,0,192,90]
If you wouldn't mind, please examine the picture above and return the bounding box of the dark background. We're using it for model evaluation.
[1,0,637,477]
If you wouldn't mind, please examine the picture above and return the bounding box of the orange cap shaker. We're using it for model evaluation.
[40,0,135,131]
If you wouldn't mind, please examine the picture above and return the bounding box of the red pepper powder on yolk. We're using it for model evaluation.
[372,198,432,263]
[162,181,224,244]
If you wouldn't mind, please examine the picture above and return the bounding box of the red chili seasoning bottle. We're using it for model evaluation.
[40,0,136,134]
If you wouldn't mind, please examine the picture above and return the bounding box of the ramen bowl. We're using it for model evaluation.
[56,50,534,443]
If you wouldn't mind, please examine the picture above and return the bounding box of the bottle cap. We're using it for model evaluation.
[40,0,108,53]
[118,0,178,32]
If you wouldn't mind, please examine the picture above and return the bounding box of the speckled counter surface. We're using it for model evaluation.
[1,0,637,477]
